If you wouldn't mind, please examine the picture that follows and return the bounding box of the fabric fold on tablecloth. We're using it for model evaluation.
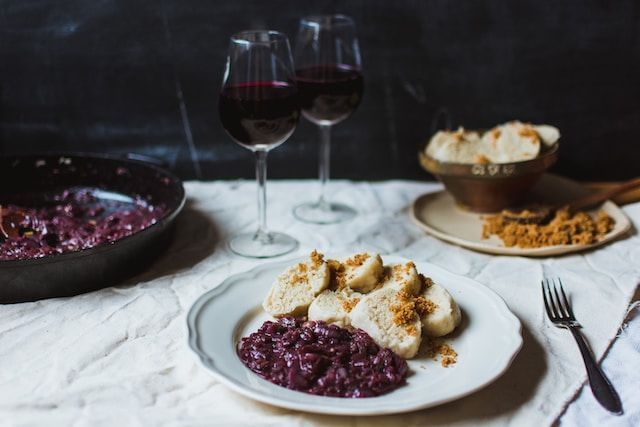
[1,180,638,427]
[559,291,640,426]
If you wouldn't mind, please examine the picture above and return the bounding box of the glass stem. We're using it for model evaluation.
[318,124,332,211]
[254,149,271,244]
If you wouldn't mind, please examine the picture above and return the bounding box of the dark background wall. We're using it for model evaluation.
[1,0,639,181]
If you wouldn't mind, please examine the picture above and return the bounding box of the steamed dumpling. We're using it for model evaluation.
[425,127,484,164]
[481,121,541,163]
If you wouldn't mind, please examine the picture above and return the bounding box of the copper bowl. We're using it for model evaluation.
[418,143,559,213]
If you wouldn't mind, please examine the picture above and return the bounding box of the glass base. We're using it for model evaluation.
[229,231,298,258]
[293,201,357,225]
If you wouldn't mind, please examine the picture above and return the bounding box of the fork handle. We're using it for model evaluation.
[568,326,623,414]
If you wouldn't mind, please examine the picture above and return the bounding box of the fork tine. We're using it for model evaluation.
[542,279,556,319]
[548,279,561,318]
[552,279,569,318]
[547,279,564,319]
[558,278,574,318]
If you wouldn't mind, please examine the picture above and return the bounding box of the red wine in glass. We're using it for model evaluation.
[296,64,364,125]
[219,81,299,149]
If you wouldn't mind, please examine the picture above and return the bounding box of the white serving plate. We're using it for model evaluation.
[186,256,523,415]
[411,174,632,257]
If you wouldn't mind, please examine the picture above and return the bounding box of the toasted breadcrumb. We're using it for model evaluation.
[344,253,369,267]
[310,250,324,268]
[290,274,306,285]
[390,289,418,326]
[391,289,437,326]
[440,344,458,367]
[426,339,458,367]
[596,211,615,235]
[518,125,539,141]
[415,296,438,316]
[406,324,418,336]
[340,297,360,313]
[482,207,615,248]
[290,263,308,285]
[391,302,417,326]
[392,263,415,285]
[474,154,490,164]
[452,128,465,142]
[397,289,413,301]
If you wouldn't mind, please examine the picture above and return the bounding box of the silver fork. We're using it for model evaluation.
[542,278,623,415]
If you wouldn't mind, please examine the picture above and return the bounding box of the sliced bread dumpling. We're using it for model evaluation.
[379,262,422,296]
[349,287,422,358]
[262,251,330,317]
[417,282,462,337]
[308,288,363,327]
[339,253,384,293]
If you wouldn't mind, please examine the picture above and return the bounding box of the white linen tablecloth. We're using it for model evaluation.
[1,180,639,427]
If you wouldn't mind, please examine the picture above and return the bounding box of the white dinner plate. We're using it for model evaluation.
[411,174,632,257]
[186,256,523,415]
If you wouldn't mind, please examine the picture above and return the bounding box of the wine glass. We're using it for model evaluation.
[292,15,364,224]
[219,30,300,258]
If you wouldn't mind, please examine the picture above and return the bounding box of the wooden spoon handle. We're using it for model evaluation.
[569,177,640,212]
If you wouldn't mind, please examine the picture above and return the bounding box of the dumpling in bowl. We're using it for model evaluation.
[534,124,561,147]
[481,121,541,163]
[425,127,484,164]
[481,121,561,163]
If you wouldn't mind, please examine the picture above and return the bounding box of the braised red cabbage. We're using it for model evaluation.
[237,317,409,398]
[0,188,166,261]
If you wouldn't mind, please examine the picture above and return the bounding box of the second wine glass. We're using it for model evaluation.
[292,15,364,224]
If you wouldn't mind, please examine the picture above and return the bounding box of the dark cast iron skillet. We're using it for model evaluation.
[0,153,186,303]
